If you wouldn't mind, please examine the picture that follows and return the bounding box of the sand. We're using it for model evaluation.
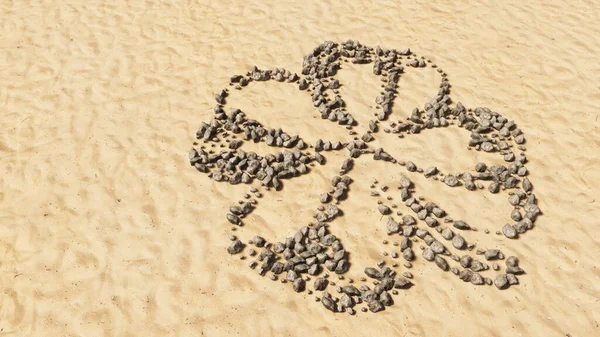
[1,0,599,336]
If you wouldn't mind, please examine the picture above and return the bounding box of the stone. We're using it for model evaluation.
[489,182,500,193]
[522,177,533,193]
[380,292,394,306]
[443,175,460,187]
[475,162,487,172]
[386,218,401,234]
[432,207,446,218]
[368,300,385,313]
[314,278,329,291]
[452,235,466,249]
[423,248,435,261]
[364,267,382,280]
[341,294,354,308]
[378,204,391,215]
[293,278,306,292]
[470,273,484,285]
[502,224,518,239]
[430,240,445,254]
[340,158,353,174]
[453,221,471,230]
[227,240,244,254]
[435,256,449,271]
[494,274,509,290]
[441,227,454,240]
[470,260,487,272]
[506,256,519,267]
[394,278,413,289]
[507,273,519,285]
[459,269,473,282]
[253,235,266,247]
[322,295,337,312]
[424,166,438,177]
[402,214,416,226]
[402,248,414,261]
[484,249,501,261]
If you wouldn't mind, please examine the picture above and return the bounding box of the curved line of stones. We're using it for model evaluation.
[190,40,540,314]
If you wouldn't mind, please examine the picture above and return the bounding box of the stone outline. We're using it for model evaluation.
[189,40,540,314]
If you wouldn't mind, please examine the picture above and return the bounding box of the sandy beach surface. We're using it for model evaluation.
[1,1,599,336]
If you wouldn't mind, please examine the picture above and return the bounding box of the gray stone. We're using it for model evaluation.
[402,248,414,261]
[227,240,244,254]
[435,256,449,271]
[364,267,382,279]
[293,278,306,292]
[494,274,509,289]
[506,256,519,267]
[522,177,532,193]
[368,300,385,313]
[341,294,354,308]
[314,277,329,291]
[443,175,460,187]
[378,204,391,215]
[386,218,401,234]
[452,235,466,249]
[322,295,337,312]
[430,240,445,254]
[423,248,435,261]
[502,224,518,239]
[470,273,484,285]
[424,166,438,177]
[453,221,471,230]
[253,235,266,247]
[470,260,487,272]
[484,249,501,261]
[441,227,454,240]
[460,255,472,268]
[402,214,416,226]
[394,278,412,289]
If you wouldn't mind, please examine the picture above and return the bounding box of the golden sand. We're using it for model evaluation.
[1,1,599,336]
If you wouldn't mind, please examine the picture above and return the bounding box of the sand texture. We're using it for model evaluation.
[1,1,599,336]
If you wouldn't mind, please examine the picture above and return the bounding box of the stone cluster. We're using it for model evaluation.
[191,40,540,315]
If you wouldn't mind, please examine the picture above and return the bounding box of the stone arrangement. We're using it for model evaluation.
[189,40,540,314]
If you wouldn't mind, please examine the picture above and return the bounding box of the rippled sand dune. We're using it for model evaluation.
[1,1,599,336]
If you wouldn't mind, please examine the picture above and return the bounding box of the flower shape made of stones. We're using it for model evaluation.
[190,40,538,314]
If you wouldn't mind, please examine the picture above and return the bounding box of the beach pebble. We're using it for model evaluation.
[424,166,438,177]
[368,300,385,313]
[422,248,435,261]
[322,295,337,312]
[452,235,466,249]
[443,175,460,187]
[494,274,510,290]
[227,240,244,254]
[502,224,518,239]
[253,235,266,247]
[484,249,502,261]
[453,221,471,230]
[378,204,392,215]
[293,278,306,292]
[435,256,449,271]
